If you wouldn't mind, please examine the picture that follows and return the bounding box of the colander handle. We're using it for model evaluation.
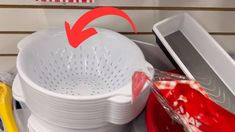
[12,75,25,103]
[17,36,30,51]
[17,29,45,50]
[107,86,150,125]
[107,95,132,125]
[106,62,154,125]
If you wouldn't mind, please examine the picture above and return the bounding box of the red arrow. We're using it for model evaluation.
[65,7,137,48]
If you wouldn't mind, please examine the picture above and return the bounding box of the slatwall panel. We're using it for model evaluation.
[2,0,235,7]
[0,0,235,71]
[1,9,235,32]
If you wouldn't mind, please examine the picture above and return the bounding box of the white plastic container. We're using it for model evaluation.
[14,39,174,132]
[13,28,153,130]
[153,13,235,113]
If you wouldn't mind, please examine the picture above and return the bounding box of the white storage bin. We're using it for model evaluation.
[153,13,235,113]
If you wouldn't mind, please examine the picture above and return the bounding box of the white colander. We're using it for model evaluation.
[13,28,153,129]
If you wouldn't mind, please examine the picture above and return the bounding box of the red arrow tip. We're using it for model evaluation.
[65,21,76,48]
[65,7,137,48]
[65,21,97,48]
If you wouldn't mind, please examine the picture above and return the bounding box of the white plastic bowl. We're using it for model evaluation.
[14,28,153,129]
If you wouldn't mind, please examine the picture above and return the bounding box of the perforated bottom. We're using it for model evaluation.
[47,78,113,96]
[31,46,131,96]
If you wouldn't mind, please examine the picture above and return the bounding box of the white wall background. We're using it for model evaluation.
[0,0,235,71]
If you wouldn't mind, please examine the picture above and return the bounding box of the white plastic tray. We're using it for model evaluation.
[153,13,235,113]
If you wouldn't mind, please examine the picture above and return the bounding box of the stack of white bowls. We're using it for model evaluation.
[13,28,153,132]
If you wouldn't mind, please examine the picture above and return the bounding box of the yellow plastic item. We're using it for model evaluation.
[0,82,18,132]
